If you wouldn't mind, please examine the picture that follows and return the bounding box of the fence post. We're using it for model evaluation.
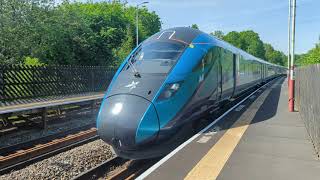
[0,65,4,102]
[91,67,95,92]
[41,107,47,130]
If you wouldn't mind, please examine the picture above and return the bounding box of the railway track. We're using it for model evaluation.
[0,123,96,156]
[73,157,159,180]
[0,127,99,175]
[107,159,158,180]
[73,157,128,180]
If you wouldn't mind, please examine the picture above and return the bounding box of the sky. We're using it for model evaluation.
[125,0,320,54]
[58,0,320,54]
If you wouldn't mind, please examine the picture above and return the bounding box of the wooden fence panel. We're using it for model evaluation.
[296,64,320,154]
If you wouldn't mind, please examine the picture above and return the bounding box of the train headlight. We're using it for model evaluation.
[157,82,183,101]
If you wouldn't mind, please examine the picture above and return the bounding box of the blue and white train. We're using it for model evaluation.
[97,27,285,159]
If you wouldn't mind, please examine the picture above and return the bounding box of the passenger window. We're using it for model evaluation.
[193,50,213,72]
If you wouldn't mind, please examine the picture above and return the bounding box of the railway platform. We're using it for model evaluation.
[137,77,320,180]
[0,92,104,131]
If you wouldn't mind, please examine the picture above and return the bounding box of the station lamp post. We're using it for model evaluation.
[288,0,296,112]
[287,0,291,81]
[136,1,149,47]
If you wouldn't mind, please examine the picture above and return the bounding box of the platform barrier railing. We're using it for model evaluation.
[296,64,320,155]
[0,64,115,105]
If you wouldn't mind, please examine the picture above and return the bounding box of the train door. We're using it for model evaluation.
[260,63,263,80]
[264,64,266,79]
[218,59,222,100]
[208,50,222,102]
[220,49,235,100]
[195,47,221,104]
[232,53,237,97]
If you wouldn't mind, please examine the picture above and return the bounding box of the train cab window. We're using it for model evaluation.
[124,41,185,74]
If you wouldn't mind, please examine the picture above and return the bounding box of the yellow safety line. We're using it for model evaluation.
[0,93,104,111]
[184,83,273,180]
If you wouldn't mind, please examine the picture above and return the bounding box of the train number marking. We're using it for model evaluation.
[197,136,212,143]
[197,126,221,143]
[204,131,216,136]
[249,95,256,100]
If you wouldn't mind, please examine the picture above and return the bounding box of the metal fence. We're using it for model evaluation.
[296,64,320,154]
[0,65,115,104]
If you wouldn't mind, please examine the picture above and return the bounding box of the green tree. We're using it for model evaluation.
[210,30,224,39]
[223,30,287,65]
[191,24,199,30]
[24,57,45,66]
[0,1,161,66]
[0,0,54,64]
[123,6,161,45]
[239,30,266,60]
[223,31,243,49]
[264,43,286,66]
[299,45,320,65]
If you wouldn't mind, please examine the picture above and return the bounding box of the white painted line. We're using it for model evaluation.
[136,79,276,180]
[234,105,246,111]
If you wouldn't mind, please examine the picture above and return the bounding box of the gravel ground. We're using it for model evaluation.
[0,139,114,180]
[0,111,96,147]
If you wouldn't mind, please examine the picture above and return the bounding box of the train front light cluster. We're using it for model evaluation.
[157,82,183,101]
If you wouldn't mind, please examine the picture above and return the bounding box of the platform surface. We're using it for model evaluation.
[139,77,320,180]
[0,93,104,114]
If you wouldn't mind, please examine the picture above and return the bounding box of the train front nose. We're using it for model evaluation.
[97,94,159,150]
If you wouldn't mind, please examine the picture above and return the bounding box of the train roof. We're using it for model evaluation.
[157,27,285,69]
[207,33,283,68]
[147,27,202,45]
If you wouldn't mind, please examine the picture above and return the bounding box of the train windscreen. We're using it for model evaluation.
[124,41,185,74]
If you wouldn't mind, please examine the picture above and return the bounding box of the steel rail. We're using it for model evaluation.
[0,123,96,156]
[0,128,98,175]
[72,156,128,180]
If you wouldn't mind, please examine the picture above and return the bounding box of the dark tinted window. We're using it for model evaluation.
[193,48,215,72]
[124,41,185,74]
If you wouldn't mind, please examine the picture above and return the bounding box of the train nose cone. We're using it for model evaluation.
[97,94,159,149]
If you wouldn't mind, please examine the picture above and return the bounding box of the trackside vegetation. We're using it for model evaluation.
[0,0,161,67]
[1,1,317,67]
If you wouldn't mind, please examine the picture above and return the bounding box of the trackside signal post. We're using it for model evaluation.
[288,0,296,112]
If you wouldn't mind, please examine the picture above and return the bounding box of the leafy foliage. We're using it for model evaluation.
[210,30,224,39]
[297,40,320,66]
[24,57,45,66]
[210,30,287,66]
[263,43,287,66]
[223,30,266,60]
[191,24,199,30]
[0,0,161,67]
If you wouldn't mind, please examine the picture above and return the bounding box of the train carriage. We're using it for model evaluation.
[97,27,286,159]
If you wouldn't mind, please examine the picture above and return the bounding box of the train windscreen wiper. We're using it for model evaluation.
[128,54,141,78]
